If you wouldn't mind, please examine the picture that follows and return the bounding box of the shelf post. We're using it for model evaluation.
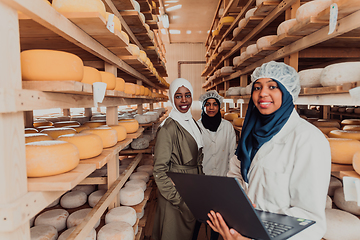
[62,108,70,117]
[23,111,33,128]
[137,80,144,115]
[284,0,300,70]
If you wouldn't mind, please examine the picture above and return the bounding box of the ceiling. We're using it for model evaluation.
[158,0,219,43]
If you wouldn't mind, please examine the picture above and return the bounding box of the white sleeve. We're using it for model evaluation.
[227,155,248,192]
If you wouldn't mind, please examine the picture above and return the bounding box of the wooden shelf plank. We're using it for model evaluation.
[218,46,233,55]
[27,163,97,192]
[233,16,264,41]
[316,0,360,21]
[121,11,147,34]
[340,170,360,180]
[300,82,359,96]
[146,20,158,30]
[288,17,328,36]
[127,127,145,139]
[331,163,354,173]
[135,227,143,240]
[22,81,92,95]
[254,1,279,16]
[112,0,136,10]
[121,148,153,155]
[271,34,303,47]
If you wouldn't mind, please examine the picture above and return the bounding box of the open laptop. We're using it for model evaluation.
[167,172,315,240]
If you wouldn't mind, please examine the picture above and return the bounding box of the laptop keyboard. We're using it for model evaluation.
[263,220,293,238]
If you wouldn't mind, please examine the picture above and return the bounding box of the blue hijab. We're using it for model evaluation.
[235,80,294,183]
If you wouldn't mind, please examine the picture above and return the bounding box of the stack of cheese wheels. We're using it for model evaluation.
[99,71,116,90]
[341,119,360,127]
[21,49,84,82]
[26,141,79,177]
[118,119,139,133]
[58,227,96,240]
[69,125,90,133]
[352,151,360,175]
[277,19,297,35]
[105,206,137,226]
[124,83,137,95]
[333,187,360,215]
[120,185,144,206]
[81,126,117,148]
[83,120,106,128]
[98,222,134,240]
[245,7,257,20]
[327,138,360,164]
[88,189,106,207]
[67,208,100,228]
[125,179,147,191]
[40,127,77,139]
[52,0,107,19]
[298,68,323,88]
[224,113,238,121]
[130,171,149,183]
[72,185,96,195]
[25,128,39,134]
[108,125,127,142]
[320,62,360,87]
[81,66,101,85]
[25,133,53,143]
[53,120,80,128]
[114,77,125,92]
[106,12,121,32]
[233,118,245,127]
[35,209,69,231]
[328,130,360,140]
[33,120,53,128]
[30,225,58,240]
[296,0,332,22]
[137,165,153,176]
[135,84,141,96]
[60,191,87,209]
[57,132,103,159]
[323,209,360,240]
[256,35,277,49]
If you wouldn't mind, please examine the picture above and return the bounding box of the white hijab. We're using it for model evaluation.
[164,78,203,149]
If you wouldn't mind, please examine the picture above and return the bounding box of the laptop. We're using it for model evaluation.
[167,172,315,240]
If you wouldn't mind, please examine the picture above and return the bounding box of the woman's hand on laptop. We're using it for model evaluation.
[207,210,250,240]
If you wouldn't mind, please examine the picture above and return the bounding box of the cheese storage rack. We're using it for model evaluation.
[202,0,360,112]
[0,0,168,239]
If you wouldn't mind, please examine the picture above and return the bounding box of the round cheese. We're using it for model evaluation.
[233,27,241,37]
[128,44,140,57]
[224,113,238,121]
[67,208,100,229]
[40,127,77,139]
[26,141,79,177]
[327,138,360,164]
[70,115,90,125]
[81,126,117,148]
[72,185,96,195]
[326,195,332,209]
[69,125,91,133]
[120,31,130,45]
[277,19,297,36]
[226,87,243,96]
[346,107,355,113]
[296,0,332,23]
[106,12,121,32]
[352,151,360,176]
[140,85,145,96]
[115,78,125,92]
[328,176,342,196]
[298,68,323,88]
[58,133,103,159]
[97,221,135,240]
[118,119,139,133]
[233,118,245,127]
[53,121,80,128]
[83,120,107,128]
[46,197,60,208]
[245,7,257,20]
[233,56,241,66]
[58,227,96,240]
[343,125,360,131]
[21,49,83,81]
[246,44,258,55]
[52,0,106,19]
[25,133,53,143]
[60,190,87,209]
[30,225,58,240]
[220,16,235,24]
[105,206,137,226]
[134,114,152,124]
[221,66,234,74]
[137,208,145,219]
[139,50,147,63]
[328,130,360,140]
[133,0,140,12]
[317,126,339,135]
[238,18,247,29]
[25,128,39,134]
[100,71,116,90]
[334,187,360,215]
[320,62,360,87]
[312,120,340,128]
[33,121,53,128]
[88,189,106,207]
[137,165,153,176]
[120,186,144,206]
[342,119,360,126]
[256,35,277,49]
[124,83,137,95]
[35,209,69,231]
[81,66,102,84]
[240,51,248,61]
[109,125,127,142]
[125,179,147,191]
[135,85,141,95]
[139,12,145,23]
[221,41,236,48]
[323,208,360,240]
[129,171,149,183]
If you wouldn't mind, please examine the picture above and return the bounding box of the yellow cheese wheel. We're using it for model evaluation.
[341,119,360,126]
[21,50,83,81]
[114,78,125,92]
[26,141,79,177]
[109,125,127,142]
[81,126,117,148]
[120,31,130,45]
[313,120,340,128]
[328,130,360,140]
[233,118,245,127]
[139,50,147,62]
[328,138,360,164]
[224,113,239,121]
[33,121,53,128]
[36,126,55,131]
[118,119,139,133]
[25,133,53,143]
[343,125,360,131]
[68,125,90,133]
[52,0,106,19]
[212,29,219,36]
[128,44,140,57]
[219,16,235,24]
[40,127,77,139]
[140,86,145,96]
[135,85,141,95]
[58,133,103,159]
[99,71,116,90]
[124,83,137,95]
[81,66,101,84]
[83,120,106,128]
[53,121,81,128]
[25,128,39,134]
[317,126,339,135]
[352,151,360,175]
[106,12,121,32]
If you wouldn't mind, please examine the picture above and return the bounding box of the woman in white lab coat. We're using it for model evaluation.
[207,61,331,240]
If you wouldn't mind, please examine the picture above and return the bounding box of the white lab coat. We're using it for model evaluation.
[228,109,331,240]
[198,118,236,176]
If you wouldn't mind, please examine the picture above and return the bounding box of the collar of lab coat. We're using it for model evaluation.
[267,108,299,144]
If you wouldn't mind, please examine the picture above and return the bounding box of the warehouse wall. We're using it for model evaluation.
[164,43,206,120]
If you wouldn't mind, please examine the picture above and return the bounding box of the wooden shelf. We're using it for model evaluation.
[127,127,145,139]
[254,1,279,16]
[121,148,153,155]
[288,17,328,36]
[132,180,153,213]
[121,11,148,34]
[339,170,360,180]
[232,16,264,41]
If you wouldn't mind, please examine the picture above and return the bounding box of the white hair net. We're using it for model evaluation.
[199,90,223,105]
[251,61,301,102]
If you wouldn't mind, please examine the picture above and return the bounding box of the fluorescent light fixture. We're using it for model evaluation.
[165,0,178,3]
[164,4,169,6]
[172,15,180,20]
[169,29,181,34]
[161,14,170,28]
[166,4,182,12]
[161,29,166,34]
[186,30,191,34]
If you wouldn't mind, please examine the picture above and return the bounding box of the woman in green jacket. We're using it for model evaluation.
[152,78,204,240]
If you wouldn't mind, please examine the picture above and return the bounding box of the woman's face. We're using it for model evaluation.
[174,86,192,113]
[252,78,282,115]
[204,99,219,117]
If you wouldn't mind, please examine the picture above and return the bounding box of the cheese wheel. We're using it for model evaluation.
[139,50,147,63]
[139,12,145,23]
[106,12,121,32]
[46,198,60,208]
[60,190,87,209]
[21,49,83,81]
[341,119,360,126]
[72,185,96,195]
[346,107,355,113]
[83,120,106,128]
[25,128,39,134]
[26,141,79,177]
[298,68,323,88]
[133,0,140,12]
[256,35,277,49]
[323,209,360,240]
[67,208,100,229]
[69,125,90,133]
[105,206,137,225]
[352,151,360,176]
[25,133,53,143]
[326,195,332,209]
[135,84,141,95]
[219,16,235,24]
[233,118,245,127]
[115,77,125,92]
[312,120,340,128]
[58,133,103,159]
[137,165,153,176]
[129,171,149,183]
[35,209,69,231]
[70,115,90,125]
[137,208,145,219]
[40,127,77,139]
[125,179,147,191]
[277,19,297,36]
[334,187,360,215]
[98,221,135,240]
[221,66,234,74]
[120,186,144,206]
[140,85,145,96]
[124,83,137,95]
[134,114,152,124]
[58,227,96,240]
[338,107,346,113]
[52,0,106,19]
[320,62,360,87]
[81,126,117,148]
[221,41,236,48]
[99,71,116,90]
[343,125,360,131]
[246,44,258,55]
[53,120,80,128]
[128,44,140,56]
[233,27,241,37]
[296,0,332,22]
[233,56,242,66]
[224,113,238,121]
[30,225,58,240]
[245,7,257,20]
[88,189,106,207]
[238,18,246,29]
[240,51,248,61]
[212,29,219,36]
[118,119,139,133]
[317,126,339,135]
[328,130,360,140]
[33,121,53,128]
[327,138,360,164]
[120,31,130,45]
[81,66,101,84]
[109,125,127,142]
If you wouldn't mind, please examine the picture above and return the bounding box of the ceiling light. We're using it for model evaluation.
[186,30,191,34]
[161,14,170,28]
[166,4,182,12]
[169,29,181,34]
[161,29,166,34]
[165,0,178,3]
